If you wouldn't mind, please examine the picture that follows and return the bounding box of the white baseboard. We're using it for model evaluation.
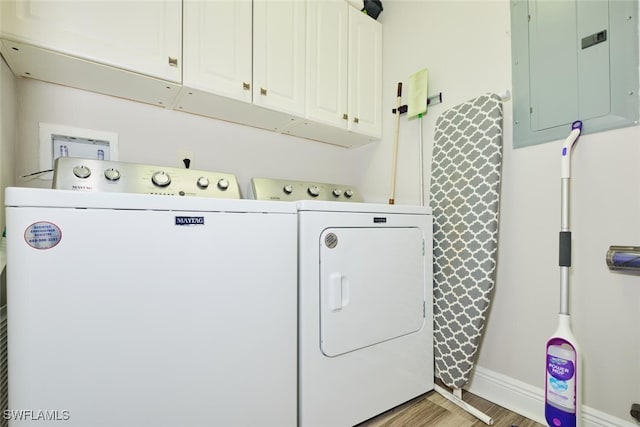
[464,366,637,427]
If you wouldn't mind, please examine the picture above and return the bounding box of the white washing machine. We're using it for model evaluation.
[251,179,434,427]
[5,160,298,427]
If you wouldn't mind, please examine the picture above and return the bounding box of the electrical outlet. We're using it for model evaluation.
[178,150,194,169]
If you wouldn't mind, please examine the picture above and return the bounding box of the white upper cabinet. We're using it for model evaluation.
[305,1,382,139]
[306,0,349,128]
[252,0,306,116]
[182,0,252,102]
[0,0,380,147]
[0,0,182,83]
[347,5,382,138]
[175,0,300,133]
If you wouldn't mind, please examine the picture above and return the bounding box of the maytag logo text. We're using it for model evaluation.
[175,216,205,226]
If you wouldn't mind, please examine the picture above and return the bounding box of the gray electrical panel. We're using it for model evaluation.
[511,0,639,148]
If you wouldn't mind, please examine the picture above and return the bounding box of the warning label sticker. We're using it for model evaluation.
[24,222,62,249]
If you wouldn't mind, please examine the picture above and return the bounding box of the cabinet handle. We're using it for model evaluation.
[243,82,251,90]
[342,113,348,120]
[353,117,359,124]
[168,57,178,67]
[260,88,267,96]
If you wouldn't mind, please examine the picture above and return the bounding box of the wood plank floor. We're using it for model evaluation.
[357,389,545,427]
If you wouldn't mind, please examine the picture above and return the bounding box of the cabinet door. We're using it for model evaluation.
[0,0,182,83]
[253,0,306,116]
[183,0,252,103]
[348,6,382,137]
[306,0,348,128]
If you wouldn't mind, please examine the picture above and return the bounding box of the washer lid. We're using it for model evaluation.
[319,226,426,357]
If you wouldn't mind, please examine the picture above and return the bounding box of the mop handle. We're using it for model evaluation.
[389,82,403,205]
[418,113,424,206]
[561,121,583,179]
[559,120,582,314]
[560,121,582,231]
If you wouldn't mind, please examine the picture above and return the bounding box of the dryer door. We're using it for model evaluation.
[319,227,425,357]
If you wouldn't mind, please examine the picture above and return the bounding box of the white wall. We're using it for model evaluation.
[357,0,512,204]
[1,56,16,310]
[372,0,640,423]
[5,0,640,423]
[0,57,16,234]
[14,78,369,195]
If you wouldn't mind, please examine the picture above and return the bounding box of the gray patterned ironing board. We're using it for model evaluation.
[429,93,503,389]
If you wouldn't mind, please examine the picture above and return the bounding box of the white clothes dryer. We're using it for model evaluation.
[297,200,434,427]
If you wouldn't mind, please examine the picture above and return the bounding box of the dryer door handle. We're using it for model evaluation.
[328,273,350,311]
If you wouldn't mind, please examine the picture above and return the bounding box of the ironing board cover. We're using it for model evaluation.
[429,93,503,389]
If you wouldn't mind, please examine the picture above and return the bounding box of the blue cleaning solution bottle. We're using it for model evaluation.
[545,315,579,427]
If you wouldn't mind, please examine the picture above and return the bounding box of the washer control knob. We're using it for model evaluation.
[104,168,121,181]
[283,184,293,195]
[197,176,210,189]
[332,188,343,198]
[217,178,229,191]
[307,185,320,197]
[73,165,91,179]
[151,171,171,187]
[344,189,354,198]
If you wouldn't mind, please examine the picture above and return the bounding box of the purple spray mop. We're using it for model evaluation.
[545,120,582,427]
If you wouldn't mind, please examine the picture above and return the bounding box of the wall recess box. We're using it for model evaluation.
[510,0,639,148]
[39,123,119,180]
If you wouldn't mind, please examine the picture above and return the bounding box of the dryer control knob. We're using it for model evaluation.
[332,189,343,197]
[217,178,230,191]
[151,171,171,187]
[73,165,91,179]
[104,168,121,181]
[197,176,210,189]
[307,185,320,197]
[283,184,293,195]
[344,189,354,198]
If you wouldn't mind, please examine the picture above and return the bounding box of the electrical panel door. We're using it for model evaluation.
[511,0,638,147]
